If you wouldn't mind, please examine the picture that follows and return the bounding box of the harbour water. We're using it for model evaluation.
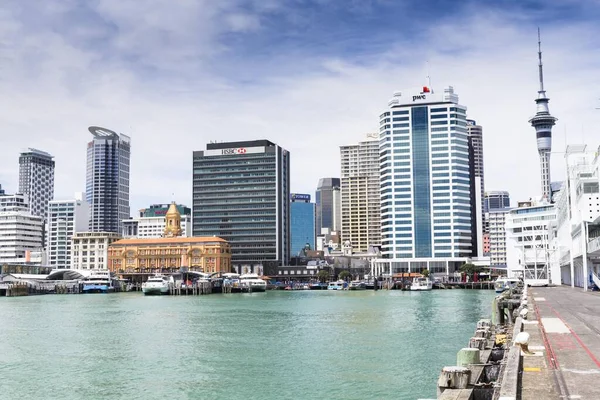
[0,290,494,399]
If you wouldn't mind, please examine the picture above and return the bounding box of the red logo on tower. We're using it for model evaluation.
[236,148,247,154]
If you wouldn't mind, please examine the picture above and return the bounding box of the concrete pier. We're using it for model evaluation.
[521,286,600,399]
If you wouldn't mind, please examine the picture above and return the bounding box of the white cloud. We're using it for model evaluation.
[0,1,598,214]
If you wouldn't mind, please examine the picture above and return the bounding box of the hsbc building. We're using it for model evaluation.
[192,140,291,271]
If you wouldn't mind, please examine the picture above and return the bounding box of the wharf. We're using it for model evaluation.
[521,286,600,399]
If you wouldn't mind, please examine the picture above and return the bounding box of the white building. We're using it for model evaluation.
[71,232,122,270]
[121,215,191,238]
[18,148,55,220]
[0,193,44,264]
[373,86,474,277]
[488,208,511,267]
[505,201,558,284]
[552,145,600,289]
[340,133,381,252]
[47,193,90,269]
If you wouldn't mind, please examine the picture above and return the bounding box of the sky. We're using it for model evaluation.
[0,0,599,212]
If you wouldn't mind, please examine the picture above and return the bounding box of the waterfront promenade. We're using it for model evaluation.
[524,286,600,399]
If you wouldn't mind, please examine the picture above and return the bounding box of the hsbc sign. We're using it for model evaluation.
[221,147,248,155]
[204,146,265,157]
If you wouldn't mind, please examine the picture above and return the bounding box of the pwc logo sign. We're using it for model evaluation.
[221,147,247,155]
[412,94,426,101]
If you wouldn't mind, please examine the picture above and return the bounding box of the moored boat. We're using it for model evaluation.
[81,270,113,293]
[327,280,347,290]
[239,273,267,292]
[142,274,170,295]
[348,280,367,290]
[494,277,519,293]
[410,277,433,291]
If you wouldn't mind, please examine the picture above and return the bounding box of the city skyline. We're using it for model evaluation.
[0,1,599,213]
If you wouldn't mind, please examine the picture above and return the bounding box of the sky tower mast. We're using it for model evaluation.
[529,28,557,201]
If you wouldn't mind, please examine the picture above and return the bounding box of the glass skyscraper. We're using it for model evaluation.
[315,178,340,236]
[86,126,131,234]
[290,194,315,256]
[18,148,55,220]
[373,86,473,276]
[192,140,290,270]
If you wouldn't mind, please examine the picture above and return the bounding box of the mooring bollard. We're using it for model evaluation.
[477,319,492,329]
[437,366,471,397]
[469,337,487,350]
[474,328,490,339]
[457,348,480,367]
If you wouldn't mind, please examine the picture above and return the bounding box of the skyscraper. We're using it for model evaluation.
[290,194,315,256]
[484,191,511,212]
[373,86,473,275]
[18,148,55,220]
[467,120,485,216]
[47,193,90,269]
[0,193,44,264]
[86,126,131,234]
[529,30,557,201]
[340,133,381,252]
[192,140,290,270]
[315,178,341,237]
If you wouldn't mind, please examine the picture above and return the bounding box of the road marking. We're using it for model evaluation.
[561,368,600,374]
[542,317,570,333]
[529,345,545,350]
[523,367,541,372]
[534,297,546,301]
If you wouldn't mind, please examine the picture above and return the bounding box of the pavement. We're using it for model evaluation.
[522,286,600,400]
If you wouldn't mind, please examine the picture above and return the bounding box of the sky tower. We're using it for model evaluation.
[529,29,557,201]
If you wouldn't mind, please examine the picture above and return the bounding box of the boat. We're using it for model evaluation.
[222,273,242,293]
[239,273,267,292]
[142,274,170,295]
[348,280,367,290]
[309,282,328,290]
[410,277,433,291]
[327,280,347,290]
[494,277,520,293]
[81,270,113,293]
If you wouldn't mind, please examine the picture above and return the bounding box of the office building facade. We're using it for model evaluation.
[86,126,131,234]
[488,208,511,267]
[71,231,123,270]
[47,193,90,269]
[340,133,381,252]
[0,193,44,264]
[290,194,315,256]
[122,203,192,238]
[315,178,341,236]
[18,148,55,220]
[467,120,484,216]
[192,140,290,270]
[485,191,511,213]
[373,86,473,276]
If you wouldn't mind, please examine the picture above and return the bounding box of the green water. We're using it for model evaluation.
[0,290,493,400]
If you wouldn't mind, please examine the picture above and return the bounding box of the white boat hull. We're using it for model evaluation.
[410,286,432,291]
[142,285,170,295]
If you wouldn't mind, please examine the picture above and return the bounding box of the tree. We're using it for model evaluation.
[317,270,330,283]
[338,270,351,281]
[460,263,482,280]
[421,269,430,278]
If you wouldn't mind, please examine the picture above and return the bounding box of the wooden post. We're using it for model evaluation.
[437,366,471,397]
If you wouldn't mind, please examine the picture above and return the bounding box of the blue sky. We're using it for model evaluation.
[1,0,599,211]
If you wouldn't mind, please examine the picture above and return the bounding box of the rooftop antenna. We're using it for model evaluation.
[426,61,432,93]
[537,27,545,96]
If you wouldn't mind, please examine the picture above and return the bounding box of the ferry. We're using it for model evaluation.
[81,270,113,293]
[348,280,367,290]
[494,277,520,293]
[327,280,347,290]
[239,273,267,292]
[410,277,433,291]
[142,274,170,295]
[223,273,242,293]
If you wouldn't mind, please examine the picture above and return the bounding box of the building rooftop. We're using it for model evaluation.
[110,237,228,246]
